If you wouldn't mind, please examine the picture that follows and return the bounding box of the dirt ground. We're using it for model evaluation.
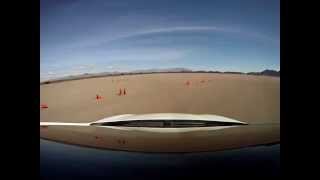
[40,73,280,125]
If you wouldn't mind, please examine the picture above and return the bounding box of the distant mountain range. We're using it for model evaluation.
[41,68,280,84]
[130,68,280,76]
[247,69,280,76]
[131,68,193,73]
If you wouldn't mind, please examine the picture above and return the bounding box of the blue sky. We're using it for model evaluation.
[41,0,279,80]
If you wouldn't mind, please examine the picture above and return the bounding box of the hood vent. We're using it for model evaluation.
[91,119,247,128]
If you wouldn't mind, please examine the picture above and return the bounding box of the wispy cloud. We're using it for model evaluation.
[82,26,278,49]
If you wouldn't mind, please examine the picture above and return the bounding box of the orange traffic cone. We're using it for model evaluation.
[185,81,190,86]
[123,88,126,95]
[96,94,103,100]
[118,88,122,96]
[40,104,48,109]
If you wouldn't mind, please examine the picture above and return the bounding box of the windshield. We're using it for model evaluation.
[40,0,280,177]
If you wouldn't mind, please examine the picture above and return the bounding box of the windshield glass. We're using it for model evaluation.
[40,0,280,176]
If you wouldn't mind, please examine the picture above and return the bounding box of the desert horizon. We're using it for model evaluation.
[40,68,280,84]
